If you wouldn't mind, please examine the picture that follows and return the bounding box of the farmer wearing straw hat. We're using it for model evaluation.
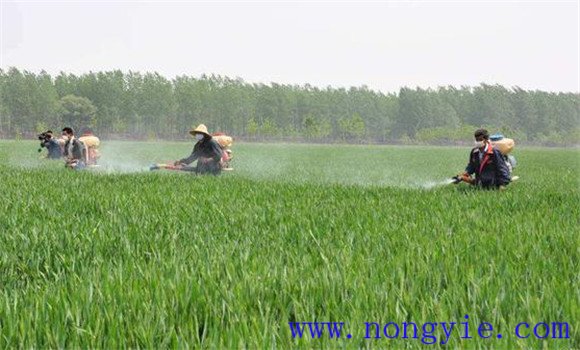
[174,124,223,175]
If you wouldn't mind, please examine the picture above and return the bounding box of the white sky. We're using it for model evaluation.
[1,1,579,93]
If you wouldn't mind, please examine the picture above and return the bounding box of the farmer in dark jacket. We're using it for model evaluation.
[39,130,63,159]
[175,124,223,175]
[62,127,86,169]
[460,129,511,190]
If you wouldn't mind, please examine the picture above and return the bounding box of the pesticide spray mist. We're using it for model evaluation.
[94,142,152,173]
[47,140,462,190]
[417,178,455,189]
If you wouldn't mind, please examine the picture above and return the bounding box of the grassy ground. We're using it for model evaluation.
[0,140,578,348]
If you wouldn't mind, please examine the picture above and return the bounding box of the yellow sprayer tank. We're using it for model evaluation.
[78,135,100,148]
[491,138,514,155]
[213,135,233,149]
[78,135,101,165]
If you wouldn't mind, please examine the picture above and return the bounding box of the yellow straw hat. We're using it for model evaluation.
[189,124,210,136]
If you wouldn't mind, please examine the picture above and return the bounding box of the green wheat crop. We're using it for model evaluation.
[0,140,578,348]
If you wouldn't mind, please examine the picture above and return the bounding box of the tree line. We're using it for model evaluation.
[0,67,578,145]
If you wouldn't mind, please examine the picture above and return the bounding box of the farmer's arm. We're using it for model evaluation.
[464,150,476,175]
[178,145,199,165]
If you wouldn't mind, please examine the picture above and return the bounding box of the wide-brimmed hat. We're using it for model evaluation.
[189,124,210,136]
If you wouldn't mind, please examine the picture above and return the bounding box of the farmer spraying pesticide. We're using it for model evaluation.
[62,127,87,170]
[150,124,234,175]
[452,128,512,190]
[174,124,223,175]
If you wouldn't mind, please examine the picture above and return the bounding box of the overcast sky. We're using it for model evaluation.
[1,1,578,93]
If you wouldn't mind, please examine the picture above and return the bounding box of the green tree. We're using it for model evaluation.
[302,114,332,140]
[246,118,258,139]
[338,113,366,141]
[58,95,97,130]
